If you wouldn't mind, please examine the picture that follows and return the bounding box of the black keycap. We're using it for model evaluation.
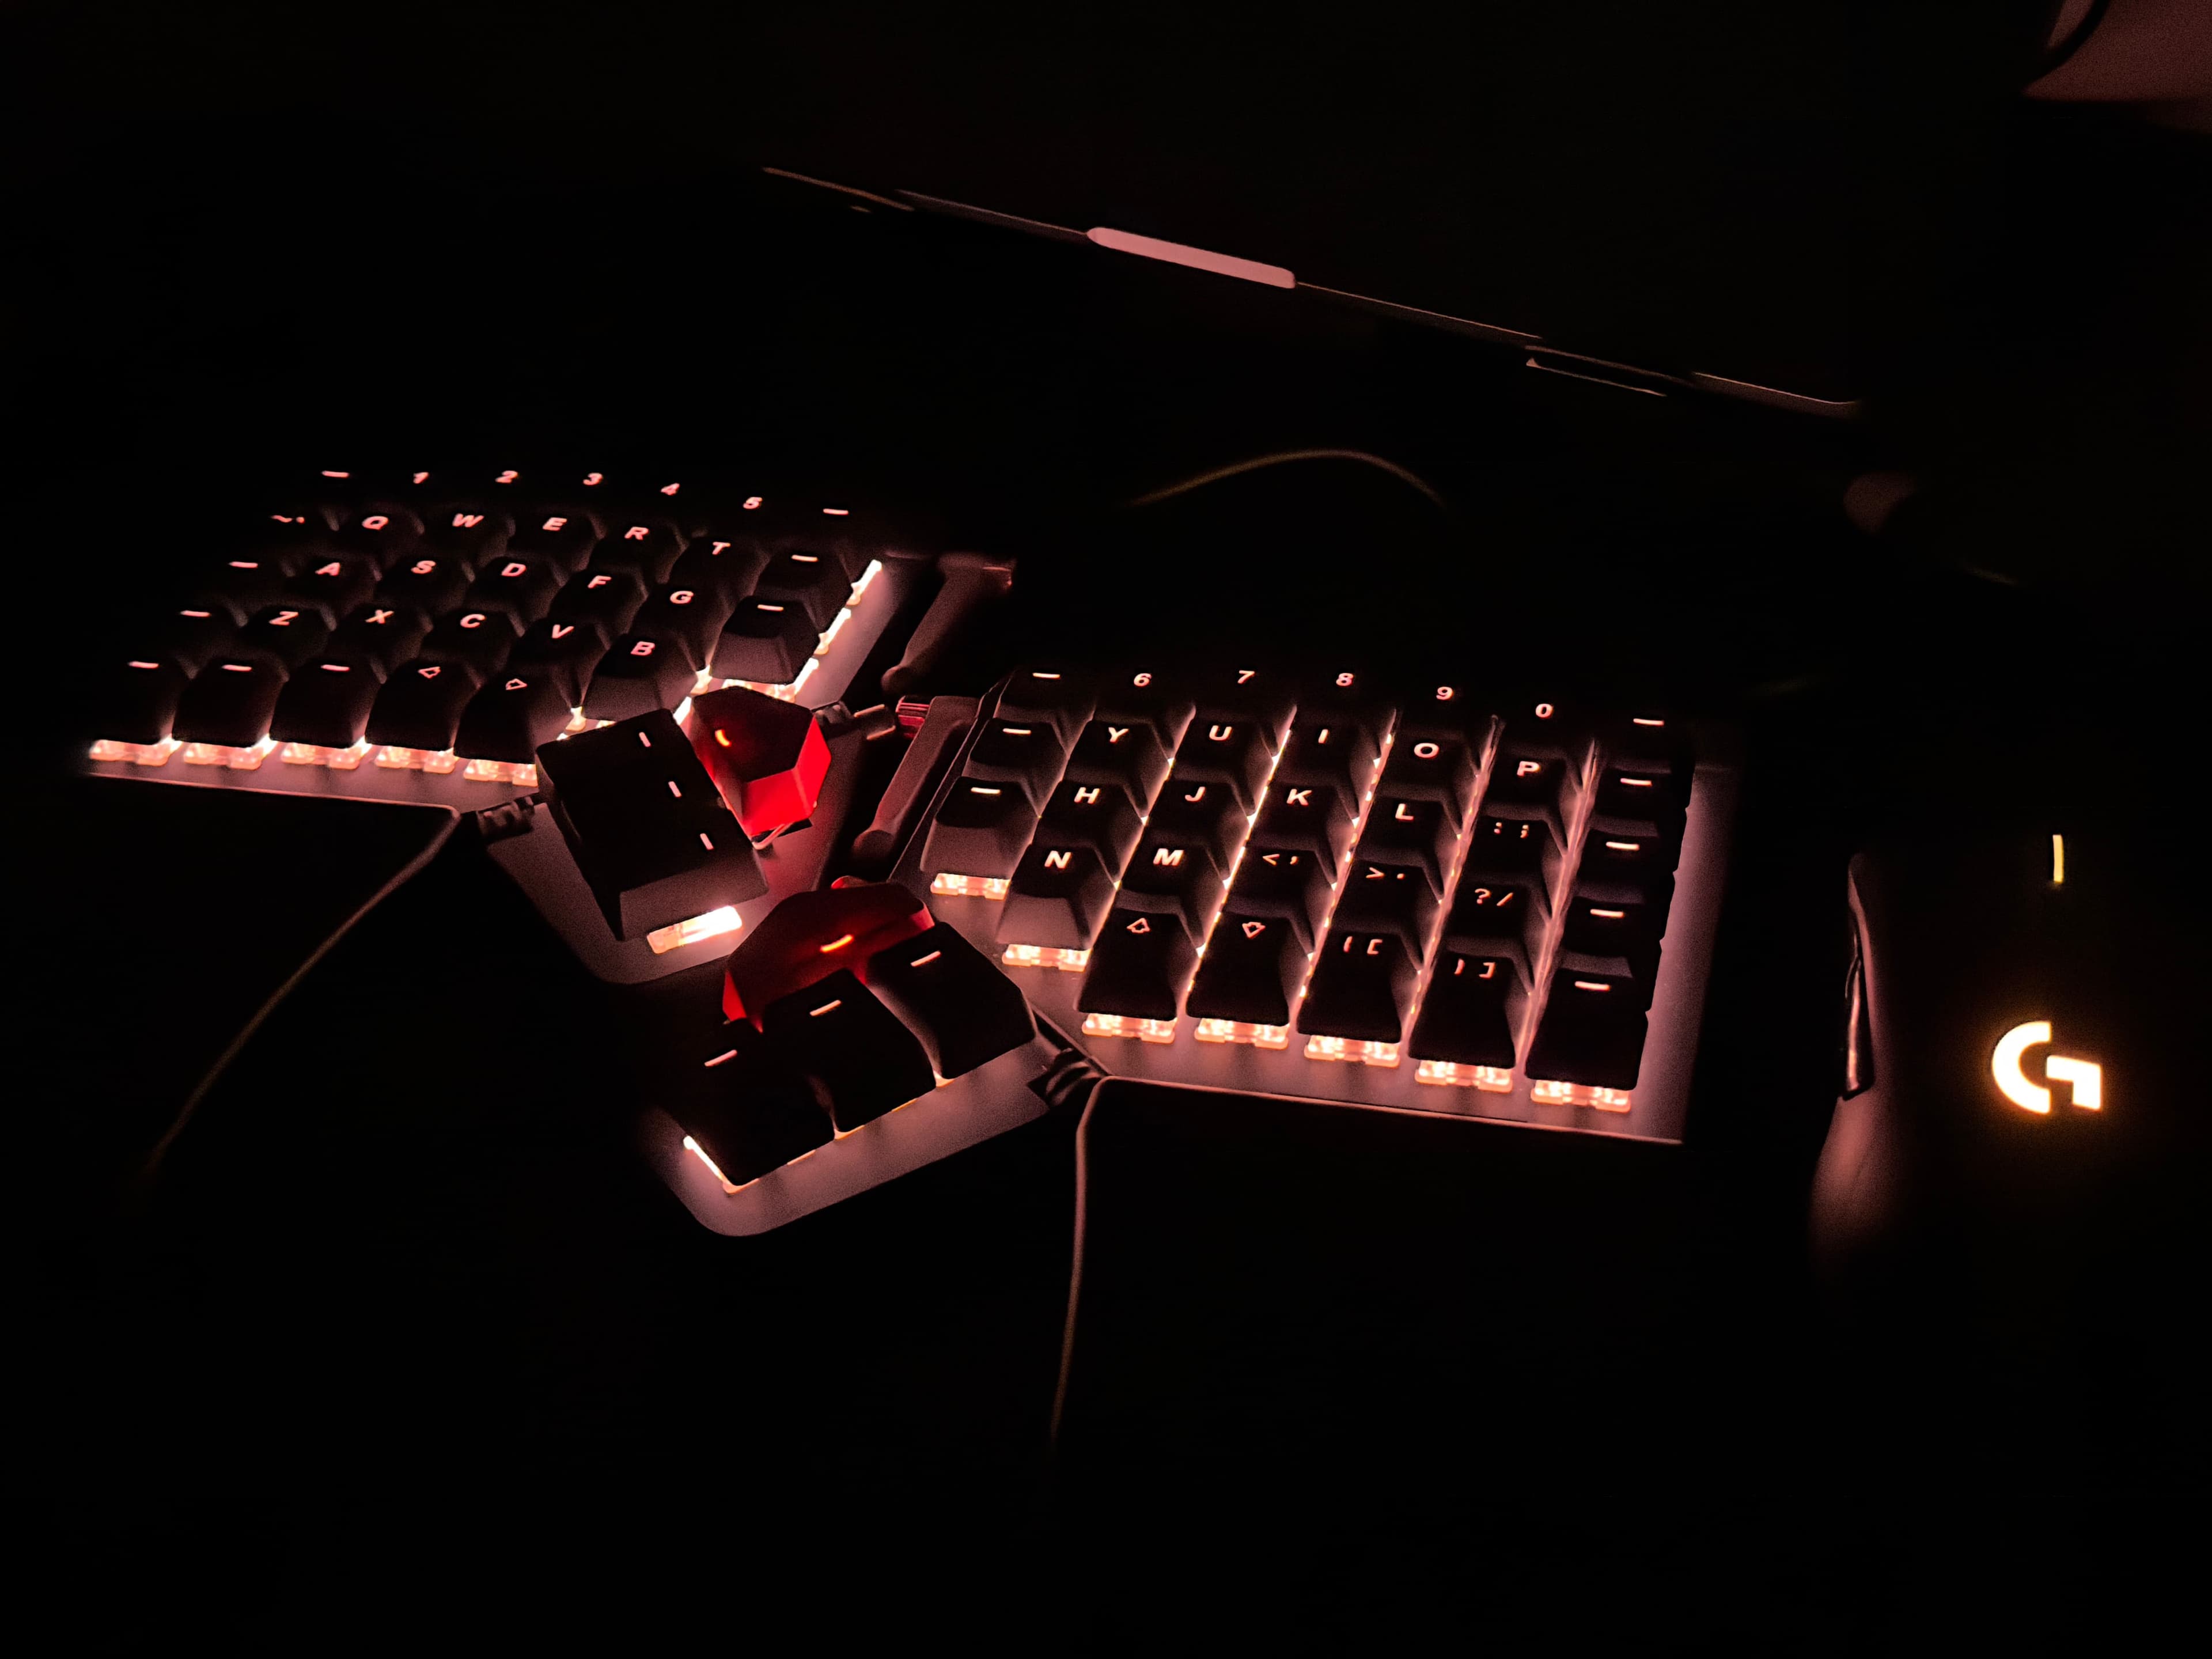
[666,1029,833,1190]
[1602,710,1691,770]
[421,607,522,677]
[965,718,1071,806]
[1560,880,1665,980]
[710,597,817,684]
[592,519,687,584]
[199,555,286,620]
[761,969,938,1131]
[1407,951,1529,1069]
[508,615,608,705]
[269,658,381,748]
[1441,876,1548,974]
[454,671,574,762]
[1185,912,1307,1027]
[1194,665,1296,741]
[284,552,380,623]
[1297,670,1392,747]
[1276,716,1380,799]
[1171,718,1275,811]
[998,844,1116,948]
[1035,779,1143,870]
[1144,779,1250,869]
[1297,929,1418,1043]
[919,777,1040,877]
[162,607,236,674]
[1381,732,1480,827]
[1329,859,1442,955]
[580,631,697,721]
[1092,666,1194,746]
[94,655,187,744]
[464,552,565,623]
[1505,698,1590,762]
[328,603,430,673]
[995,667,1096,741]
[535,708,767,939]
[549,567,647,638]
[238,603,332,666]
[506,506,602,570]
[865,923,1038,1078]
[422,503,513,567]
[247,504,337,567]
[753,550,850,630]
[331,504,425,573]
[632,584,733,669]
[374,551,472,615]
[666,537,763,605]
[366,658,481,752]
[1355,796,1456,892]
[1116,838,1227,933]
[1077,909,1199,1020]
[1252,782,1355,862]
[1525,961,1650,1088]
[1465,812,1560,883]
[171,656,287,746]
[1226,846,1334,945]
[1581,815,1682,900]
[1597,759,1690,828]
[1483,748,1574,842]
[1063,718,1171,802]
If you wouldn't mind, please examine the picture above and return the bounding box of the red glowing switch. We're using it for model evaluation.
[681,684,832,838]
[721,881,935,1024]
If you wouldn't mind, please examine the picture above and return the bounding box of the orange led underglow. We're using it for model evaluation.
[1082,1013,1179,1044]
[181,737,275,770]
[376,745,461,774]
[280,740,372,770]
[681,1135,743,1194]
[930,873,1010,900]
[815,607,854,656]
[461,757,538,786]
[646,906,744,955]
[1992,1021,2103,1113]
[1194,1018,1290,1049]
[89,737,180,767]
[850,559,883,600]
[2051,834,2065,885]
[1414,1059,1516,1092]
[1002,944,1092,972]
[1529,1079,1634,1111]
[1304,1035,1401,1068]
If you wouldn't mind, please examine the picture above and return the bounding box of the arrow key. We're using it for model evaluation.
[1077,908,1198,1021]
[1187,912,1308,1027]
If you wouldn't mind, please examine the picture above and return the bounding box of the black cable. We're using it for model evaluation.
[1124,448,1450,513]
[132,807,461,1195]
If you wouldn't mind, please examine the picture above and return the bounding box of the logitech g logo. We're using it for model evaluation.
[1991,1022,2103,1115]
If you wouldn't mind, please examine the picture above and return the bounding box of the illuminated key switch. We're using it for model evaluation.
[535,710,767,941]
[681,684,831,839]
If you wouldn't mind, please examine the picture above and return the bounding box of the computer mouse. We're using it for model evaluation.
[1810,817,2190,1358]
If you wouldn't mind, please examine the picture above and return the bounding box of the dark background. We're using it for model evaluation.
[16,1,2205,1641]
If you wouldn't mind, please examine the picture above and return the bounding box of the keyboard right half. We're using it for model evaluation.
[892,663,1737,1143]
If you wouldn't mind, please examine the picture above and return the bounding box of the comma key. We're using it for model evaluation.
[1296,929,1418,1044]
[1407,951,1528,1070]
[998,844,1115,948]
[919,778,1040,878]
[1077,909,1199,1021]
[1226,846,1332,946]
[1186,912,1308,1027]
[866,923,1037,1078]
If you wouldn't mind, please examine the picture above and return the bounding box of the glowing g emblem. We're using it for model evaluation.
[1991,1021,2103,1115]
